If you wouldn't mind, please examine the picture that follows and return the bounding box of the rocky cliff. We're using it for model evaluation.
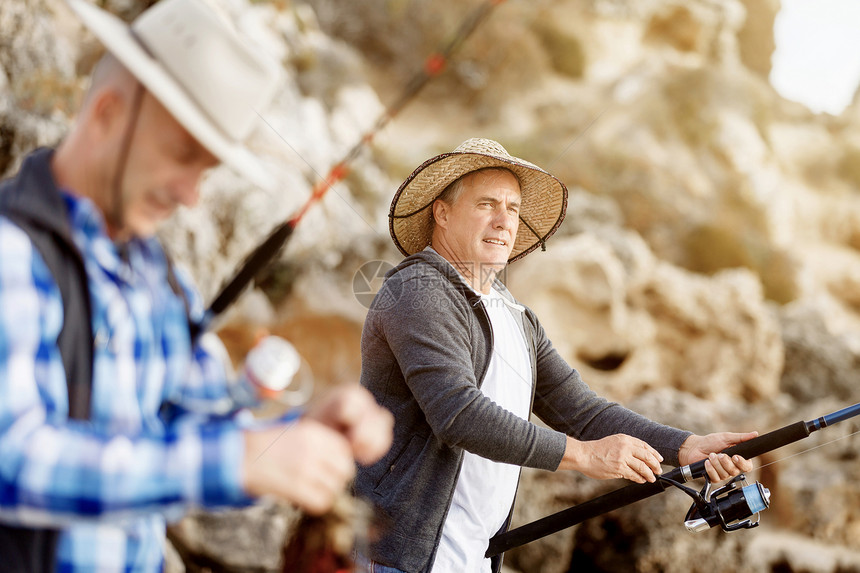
[3,0,860,571]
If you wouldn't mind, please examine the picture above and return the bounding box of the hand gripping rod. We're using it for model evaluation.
[486,401,860,558]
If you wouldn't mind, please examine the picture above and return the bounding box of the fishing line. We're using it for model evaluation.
[547,105,609,170]
[756,426,860,471]
[200,0,506,332]
[225,0,511,486]
[254,111,376,233]
[487,400,860,556]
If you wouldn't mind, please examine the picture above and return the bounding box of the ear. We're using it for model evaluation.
[86,87,127,143]
[432,199,450,229]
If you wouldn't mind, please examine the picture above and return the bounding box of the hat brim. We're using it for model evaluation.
[389,150,568,264]
[68,0,277,191]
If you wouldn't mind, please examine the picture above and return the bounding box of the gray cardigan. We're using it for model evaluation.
[355,249,691,572]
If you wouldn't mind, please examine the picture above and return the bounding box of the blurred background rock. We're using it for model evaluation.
[4,0,860,571]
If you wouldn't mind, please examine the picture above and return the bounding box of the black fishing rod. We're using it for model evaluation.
[188,0,505,338]
[486,401,860,558]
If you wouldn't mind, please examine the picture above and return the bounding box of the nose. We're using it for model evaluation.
[174,168,206,207]
[493,205,517,231]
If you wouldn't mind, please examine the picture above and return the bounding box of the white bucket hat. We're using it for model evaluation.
[389,138,568,263]
[66,0,282,191]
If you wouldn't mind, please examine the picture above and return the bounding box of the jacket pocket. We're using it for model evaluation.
[373,433,422,495]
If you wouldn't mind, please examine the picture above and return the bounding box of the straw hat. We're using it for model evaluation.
[389,138,568,263]
[66,0,282,191]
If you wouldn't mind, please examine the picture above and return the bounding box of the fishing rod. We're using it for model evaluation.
[486,401,860,558]
[189,0,506,340]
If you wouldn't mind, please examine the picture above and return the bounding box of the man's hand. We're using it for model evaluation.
[305,384,394,466]
[241,385,393,514]
[678,431,758,482]
[559,434,664,484]
[242,419,356,515]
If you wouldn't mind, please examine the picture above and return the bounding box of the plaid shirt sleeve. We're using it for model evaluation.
[158,260,276,414]
[0,219,252,528]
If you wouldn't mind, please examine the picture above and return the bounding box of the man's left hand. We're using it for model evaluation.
[306,385,394,466]
[678,432,758,482]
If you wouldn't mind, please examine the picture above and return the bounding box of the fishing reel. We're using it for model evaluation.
[658,474,770,533]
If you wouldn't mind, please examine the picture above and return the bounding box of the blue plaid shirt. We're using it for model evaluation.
[0,192,256,571]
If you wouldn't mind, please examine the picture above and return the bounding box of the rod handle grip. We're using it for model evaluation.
[685,420,811,479]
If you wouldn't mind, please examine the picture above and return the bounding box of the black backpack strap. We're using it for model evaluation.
[0,528,60,573]
[0,149,94,573]
[0,209,92,573]
[0,149,94,421]
[0,210,94,420]
[0,150,197,572]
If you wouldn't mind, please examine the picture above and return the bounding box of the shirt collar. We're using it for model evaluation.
[61,191,158,285]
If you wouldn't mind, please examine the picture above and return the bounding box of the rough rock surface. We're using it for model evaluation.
[5,0,860,571]
[506,222,783,404]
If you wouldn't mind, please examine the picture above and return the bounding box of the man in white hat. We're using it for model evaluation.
[355,138,756,573]
[0,0,392,571]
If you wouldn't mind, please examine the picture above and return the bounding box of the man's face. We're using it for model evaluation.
[433,169,521,283]
[108,92,218,240]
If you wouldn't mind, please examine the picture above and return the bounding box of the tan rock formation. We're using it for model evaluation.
[506,227,783,403]
[736,0,780,78]
[4,0,860,570]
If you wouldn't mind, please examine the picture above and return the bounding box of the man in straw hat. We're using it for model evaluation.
[355,138,756,573]
[0,0,392,571]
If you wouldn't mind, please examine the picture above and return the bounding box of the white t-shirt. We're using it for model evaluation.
[433,287,533,573]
